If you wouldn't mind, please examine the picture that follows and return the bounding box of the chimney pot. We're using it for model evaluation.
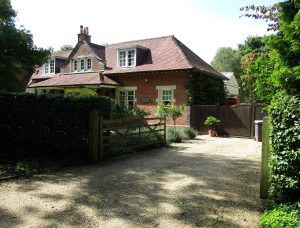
[80,25,83,34]
[86,27,89,35]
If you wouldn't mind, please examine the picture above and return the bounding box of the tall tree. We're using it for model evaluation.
[241,0,300,104]
[0,0,50,91]
[211,47,242,76]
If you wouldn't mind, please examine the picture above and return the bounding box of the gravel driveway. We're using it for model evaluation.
[0,135,263,228]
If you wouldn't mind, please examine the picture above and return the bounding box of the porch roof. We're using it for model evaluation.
[28,72,118,88]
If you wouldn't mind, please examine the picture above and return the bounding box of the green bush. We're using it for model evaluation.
[268,94,300,203]
[167,128,183,143]
[111,103,150,118]
[204,116,220,127]
[0,92,111,163]
[182,128,198,139]
[260,204,300,228]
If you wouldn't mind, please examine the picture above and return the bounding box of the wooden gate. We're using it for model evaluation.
[190,103,264,137]
[89,111,166,162]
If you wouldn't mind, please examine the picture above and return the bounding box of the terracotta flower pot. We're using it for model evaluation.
[208,129,217,137]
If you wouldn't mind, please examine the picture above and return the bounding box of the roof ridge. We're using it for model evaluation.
[171,36,193,68]
[107,35,173,46]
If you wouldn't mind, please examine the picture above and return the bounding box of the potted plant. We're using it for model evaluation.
[204,116,220,137]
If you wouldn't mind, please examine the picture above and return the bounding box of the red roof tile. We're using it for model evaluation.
[104,35,226,79]
[29,72,118,88]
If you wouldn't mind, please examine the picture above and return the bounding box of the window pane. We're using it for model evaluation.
[73,60,77,71]
[44,63,49,74]
[162,90,172,104]
[80,59,85,70]
[50,60,55,73]
[120,91,126,106]
[127,50,135,66]
[119,51,126,67]
[86,58,91,70]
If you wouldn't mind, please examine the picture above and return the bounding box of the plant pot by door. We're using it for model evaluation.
[208,129,217,137]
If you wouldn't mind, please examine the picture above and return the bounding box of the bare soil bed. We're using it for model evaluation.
[0,135,263,228]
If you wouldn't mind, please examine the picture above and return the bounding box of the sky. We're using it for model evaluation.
[11,0,280,63]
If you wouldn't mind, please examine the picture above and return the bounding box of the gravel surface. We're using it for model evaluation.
[0,135,264,228]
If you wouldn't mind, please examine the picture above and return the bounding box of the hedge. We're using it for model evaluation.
[0,92,111,163]
[268,94,300,203]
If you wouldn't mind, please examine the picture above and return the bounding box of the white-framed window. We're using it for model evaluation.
[44,59,55,74]
[156,85,176,104]
[86,58,92,70]
[80,59,85,71]
[118,87,137,109]
[72,57,92,72]
[118,49,136,67]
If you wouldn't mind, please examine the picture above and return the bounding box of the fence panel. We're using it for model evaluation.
[190,103,264,137]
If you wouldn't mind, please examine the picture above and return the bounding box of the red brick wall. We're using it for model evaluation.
[109,70,190,126]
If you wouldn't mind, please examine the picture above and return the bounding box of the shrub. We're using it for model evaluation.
[111,103,150,119]
[268,94,300,203]
[156,104,184,126]
[182,128,198,139]
[260,204,300,228]
[167,128,183,143]
[204,116,220,129]
[0,92,111,163]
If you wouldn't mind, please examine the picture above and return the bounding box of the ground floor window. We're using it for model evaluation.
[156,85,176,105]
[118,87,136,109]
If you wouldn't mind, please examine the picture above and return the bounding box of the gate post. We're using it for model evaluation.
[260,117,270,199]
[89,110,99,163]
[99,116,104,159]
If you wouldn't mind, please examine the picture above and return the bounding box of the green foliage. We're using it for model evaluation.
[240,1,300,104]
[181,128,198,140]
[156,104,184,125]
[111,103,150,119]
[0,0,51,92]
[260,204,300,228]
[60,44,73,51]
[204,116,220,127]
[268,94,300,203]
[167,128,183,143]
[0,92,111,163]
[186,70,227,105]
[211,47,242,77]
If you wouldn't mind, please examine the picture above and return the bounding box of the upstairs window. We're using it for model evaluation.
[44,59,55,74]
[118,49,136,67]
[72,57,92,72]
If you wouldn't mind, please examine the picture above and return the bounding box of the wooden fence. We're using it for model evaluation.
[190,103,265,137]
[89,110,166,162]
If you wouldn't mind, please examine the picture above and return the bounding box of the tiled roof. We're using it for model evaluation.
[173,37,226,79]
[52,50,72,59]
[104,35,226,79]
[29,72,118,88]
[89,43,105,60]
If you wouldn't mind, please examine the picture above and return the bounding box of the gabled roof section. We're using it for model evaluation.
[89,43,105,60]
[172,37,226,79]
[29,72,118,88]
[104,35,226,79]
[64,41,105,65]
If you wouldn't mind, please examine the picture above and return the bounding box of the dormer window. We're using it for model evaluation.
[118,49,136,67]
[72,57,92,72]
[44,59,55,74]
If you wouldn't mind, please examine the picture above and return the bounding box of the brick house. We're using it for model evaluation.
[28,26,226,126]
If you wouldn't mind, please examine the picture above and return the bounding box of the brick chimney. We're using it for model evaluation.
[78,25,91,43]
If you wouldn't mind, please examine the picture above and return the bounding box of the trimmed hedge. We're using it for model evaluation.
[269,94,300,203]
[0,92,111,163]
